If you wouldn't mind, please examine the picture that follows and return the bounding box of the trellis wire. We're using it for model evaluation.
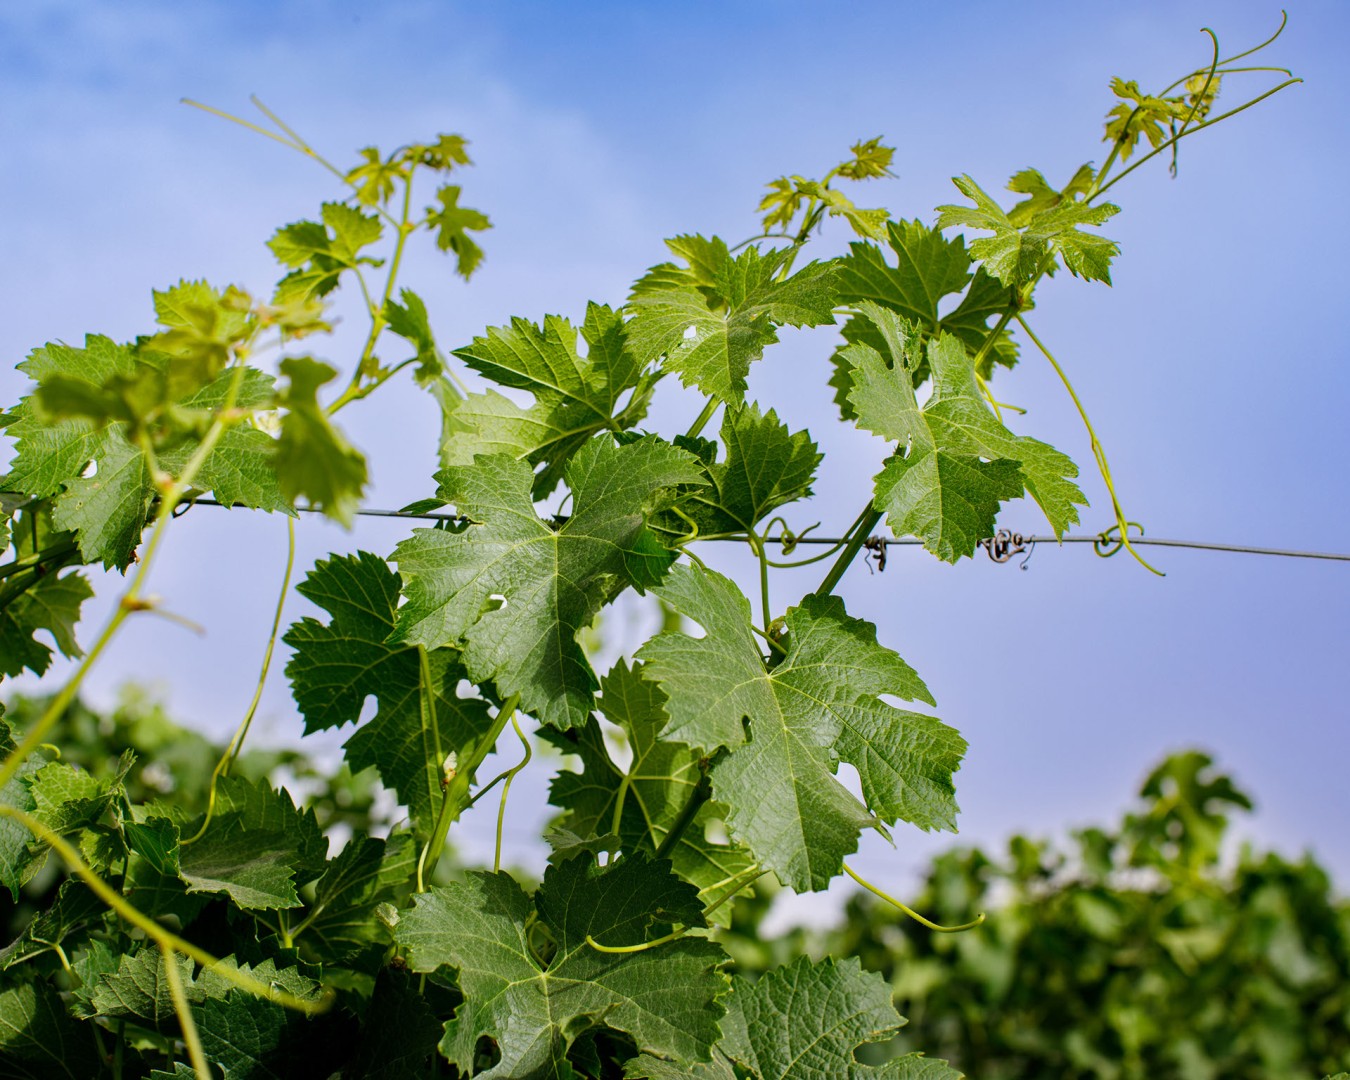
[180,498,1350,564]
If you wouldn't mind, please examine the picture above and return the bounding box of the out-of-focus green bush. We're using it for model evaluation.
[724,752,1350,1079]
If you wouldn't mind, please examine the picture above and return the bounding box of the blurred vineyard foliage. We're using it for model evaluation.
[724,752,1350,1079]
[4,691,1345,1079]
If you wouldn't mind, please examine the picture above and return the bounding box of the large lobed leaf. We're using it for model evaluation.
[397,853,728,1079]
[639,565,964,891]
[546,661,758,923]
[391,435,705,729]
[283,550,493,836]
[846,303,1085,560]
[446,303,654,497]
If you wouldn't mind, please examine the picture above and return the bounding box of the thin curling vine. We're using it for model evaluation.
[0,15,1300,1079]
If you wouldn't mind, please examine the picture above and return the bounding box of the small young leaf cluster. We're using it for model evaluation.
[0,28,1299,1078]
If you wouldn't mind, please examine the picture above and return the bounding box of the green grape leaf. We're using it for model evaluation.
[719,956,961,1080]
[626,235,837,406]
[1104,77,1189,161]
[425,183,491,279]
[347,969,445,1079]
[835,136,897,181]
[665,402,821,538]
[0,881,102,971]
[847,303,1085,558]
[391,436,705,729]
[346,146,403,207]
[829,221,1018,420]
[27,753,134,835]
[936,174,1120,286]
[0,980,102,1079]
[0,718,43,900]
[146,279,256,395]
[1006,164,1096,227]
[268,202,384,303]
[193,959,334,1080]
[546,661,758,924]
[88,947,198,1029]
[625,1052,738,1080]
[274,356,368,525]
[2,336,282,568]
[176,776,326,910]
[446,303,654,497]
[0,504,91,679]
[383,288,439,377]
[396,853,728,1078]
[640,565,959,889]
[283,551,493,835]
[838,220,973,330]
[299,831,416,961]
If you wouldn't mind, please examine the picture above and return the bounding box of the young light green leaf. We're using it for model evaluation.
[936,174,1120,285]
[4,337,282,568]
[146,279,256,395]
[396,853,728,1078]
[425,183,491,278]
[283,551,494,835]
[719,955,962,1080]
[391,436,705,729]
[847,304,1085,557]
[268,202,384,303]
[445,303,654,496]
[274,356,368,525]
[626,235,837,406]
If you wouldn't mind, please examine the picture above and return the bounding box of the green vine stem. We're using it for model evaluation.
[1014,314,1162,576]
[160,939,210,1080]
[841,863,985,933]
[416,693,521,891]
[182,515,297,847]
[652,762,712,861]
[494,709,532,873]
[584,864,768,954]
[0,363,249,792]
[684,397,721,440]
[0,805,330,1014]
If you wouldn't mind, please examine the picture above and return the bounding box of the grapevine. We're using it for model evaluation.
[0,18,1304,1079]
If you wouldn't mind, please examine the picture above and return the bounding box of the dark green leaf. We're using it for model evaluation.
[397,853,728,1078]
[283,551,493,835]
[391,436,705,728]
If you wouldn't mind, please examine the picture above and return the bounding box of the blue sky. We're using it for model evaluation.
[2,1,1346,924]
